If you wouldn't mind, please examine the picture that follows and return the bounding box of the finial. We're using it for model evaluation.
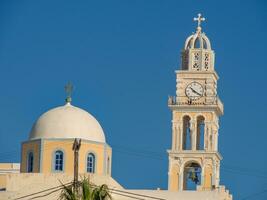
[64,82,74,104]
[193,13,205,32]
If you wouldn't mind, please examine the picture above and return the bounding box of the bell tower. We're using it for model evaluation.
[167,14,223,191]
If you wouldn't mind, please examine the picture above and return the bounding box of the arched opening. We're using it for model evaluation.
[87,153,96,173]
[196,116,205,150]
[27,152,34,173]
[54,150,64,172]
[183,162,202,190]
[185,37,194,49]
[194,38,201,49]
[183,116,191,150]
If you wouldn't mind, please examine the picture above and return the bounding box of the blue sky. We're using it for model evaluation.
[0,0,266,199]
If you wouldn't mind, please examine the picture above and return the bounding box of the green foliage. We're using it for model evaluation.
[59,178,112,200]
[91,184,112,200]
[59,184,78,200]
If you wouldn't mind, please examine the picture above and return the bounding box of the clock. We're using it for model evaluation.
[185,82,204,100]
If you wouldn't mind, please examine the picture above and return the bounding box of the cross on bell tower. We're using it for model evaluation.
[167,14,223,191]
[194,13,205,32]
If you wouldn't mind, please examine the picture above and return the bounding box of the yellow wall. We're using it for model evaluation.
[0,163,13,169]
[40,139,111,175]
[0,174,6,189]
[204,165,213,189]
[169,164,179,191]
[78,141,105,175]
[106,147,112,175]
[41,140,73,174]
[21,140,40,173]
[21,139,112,175]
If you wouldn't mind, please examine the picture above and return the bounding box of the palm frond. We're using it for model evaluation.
[59,182,78,200]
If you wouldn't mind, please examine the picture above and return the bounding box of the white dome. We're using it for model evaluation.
[29,103,106,143]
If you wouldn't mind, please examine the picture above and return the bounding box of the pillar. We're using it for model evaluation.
[215,161,220,187]
[190,119,197,150]
[213,129,218,151]
[179,167,184,191]
[179,122,183,151]
[171,122,177,150]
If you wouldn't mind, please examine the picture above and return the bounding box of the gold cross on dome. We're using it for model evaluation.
[64,82,74,103]
[194,13,205,29]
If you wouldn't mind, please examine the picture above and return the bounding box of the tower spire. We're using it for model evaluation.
[193,13,205,32]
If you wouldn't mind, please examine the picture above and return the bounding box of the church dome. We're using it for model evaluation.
[29,102,106,143]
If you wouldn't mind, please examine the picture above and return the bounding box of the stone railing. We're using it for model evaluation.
[168,95,224,113]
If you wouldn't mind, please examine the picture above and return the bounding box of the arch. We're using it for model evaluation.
[53,150,64,172]
[196,116,205,150]
[182,115,191,150]
[184,35,194,49]
[184,33,211,50]
[202,34,211,50]
[183,161,202,190]
[27,152,34,173]
[86,153,96,173]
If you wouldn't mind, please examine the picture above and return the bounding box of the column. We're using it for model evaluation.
[215,161,220,187]
[190,119,197,150]
[176,121,182,151]
[205,123,212,151]
[179,168,184,191]
[172,121,183,151]
[212,160,216,187]
[179,121,184,151]
[171,122,176,150]
[201,163,205,188]
[213,128,218,151]
[168,157,172,190]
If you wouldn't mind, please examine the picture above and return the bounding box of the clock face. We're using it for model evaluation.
[185,82,204,100]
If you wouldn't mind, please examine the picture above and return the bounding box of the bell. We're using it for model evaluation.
[193,174,199,184]
[188,168,199,184]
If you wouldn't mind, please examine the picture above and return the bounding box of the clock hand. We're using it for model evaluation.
[190,87,202,96]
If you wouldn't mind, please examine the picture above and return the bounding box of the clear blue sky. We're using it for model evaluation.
[0,0,266,199]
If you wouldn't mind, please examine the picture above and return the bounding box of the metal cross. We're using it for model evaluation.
[64,82,74,98]
[194,13,205,28]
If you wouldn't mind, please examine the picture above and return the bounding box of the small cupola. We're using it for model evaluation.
[181,14,215,72]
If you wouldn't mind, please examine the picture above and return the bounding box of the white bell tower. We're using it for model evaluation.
[167,14,223,191]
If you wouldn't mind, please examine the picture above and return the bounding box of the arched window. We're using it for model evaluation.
[54,150,64,172]
[196,116,205,150]
[183,116,191,150]
[27,152,34,173]
[194,38,201,49]
[87,153,95,173]
[183,162,202,190]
